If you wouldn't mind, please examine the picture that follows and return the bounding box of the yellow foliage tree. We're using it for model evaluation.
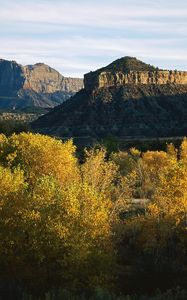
[82,148,118,198]
[0,133,115,293]
[116,140,187,293]
[0,132,78,185]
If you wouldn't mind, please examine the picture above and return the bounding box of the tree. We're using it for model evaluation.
[0,133,115,295]
[115,140,187,294]
[0,132,78,185]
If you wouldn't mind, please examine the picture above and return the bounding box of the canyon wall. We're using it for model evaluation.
[0,59,25,96]
[0,59,83,96]
[84,70,187,91]
[23,63,83,94]
[0,59,83,110]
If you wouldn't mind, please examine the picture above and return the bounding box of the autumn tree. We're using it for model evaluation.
[0,132,78,185]
[115,140,187,294]
[0,133,115,295]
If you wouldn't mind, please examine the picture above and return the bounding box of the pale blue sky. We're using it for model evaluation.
[0,0,187,77]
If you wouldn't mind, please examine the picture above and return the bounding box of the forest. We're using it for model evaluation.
[0,132,187,299]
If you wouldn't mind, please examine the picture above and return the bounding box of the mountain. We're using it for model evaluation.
[0,59,83,112]
[32,56,187,140]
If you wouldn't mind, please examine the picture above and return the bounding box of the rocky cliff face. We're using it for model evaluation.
[23,63,83,94]
[84,70,187,90]
[32,56,187,141]
[0,59,25,96]
[62,77,84,93]
[0,59,83,111]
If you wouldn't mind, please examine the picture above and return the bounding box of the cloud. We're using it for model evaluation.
[0,0,186,76]
[0,0,187,29]
[1,36,187,77]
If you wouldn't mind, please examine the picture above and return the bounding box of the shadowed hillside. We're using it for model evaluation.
[32,57,187,141]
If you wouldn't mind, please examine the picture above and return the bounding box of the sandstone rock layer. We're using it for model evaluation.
[23,63,83,94]
[84,70,187,90]
[0,59,83,111]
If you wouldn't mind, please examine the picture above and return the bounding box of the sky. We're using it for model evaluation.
[0,0,187,78]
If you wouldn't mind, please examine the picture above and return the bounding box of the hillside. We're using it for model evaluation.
[0,59,83,112]
[92,56,159,74]
[32,57,187,140]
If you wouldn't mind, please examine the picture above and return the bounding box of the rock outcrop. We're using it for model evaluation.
[32,56,187,141]
[0,59,83,112]
[84,56,187,90]
[23,63,83,94]
[84,70,187,90]
[0,59,25,96]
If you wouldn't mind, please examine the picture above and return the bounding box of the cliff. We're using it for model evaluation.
[84,57,187,90]
[0,59,83,111]
[23,63,83,94]
[0,59,25,96]
[32,56,187,141]
[84,70,187,90]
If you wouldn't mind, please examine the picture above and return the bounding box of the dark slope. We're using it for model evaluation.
[32,84,187,138]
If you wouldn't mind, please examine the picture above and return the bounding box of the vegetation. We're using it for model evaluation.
[0,132,187,299]
[95,57,160,74]
[0,119,31,136]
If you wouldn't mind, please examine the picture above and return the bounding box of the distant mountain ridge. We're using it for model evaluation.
[32,56,187,141]
[0,59,83,112]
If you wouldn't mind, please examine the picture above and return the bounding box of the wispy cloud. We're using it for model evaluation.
[1,1,187,22]
[0,0,186,76]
